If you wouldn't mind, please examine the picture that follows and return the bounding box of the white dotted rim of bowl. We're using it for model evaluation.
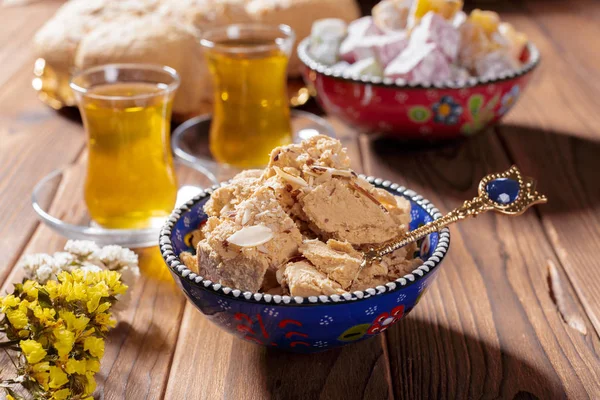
[159,176,450,306]
[297,38,541,89]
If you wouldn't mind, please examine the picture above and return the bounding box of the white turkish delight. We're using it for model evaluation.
[385,42,451,83]
[449,64,471,81]
[372,0,411,32]
[451,10,467,28]
[344,57,384,78]
[474,50,519,79]
[309,18,348,65]
[331,61,351,73]
[409,11,460,62]
[339,16,382,63]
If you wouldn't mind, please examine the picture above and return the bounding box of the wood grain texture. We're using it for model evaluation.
[493,0,600,338]
[361,132,600,399]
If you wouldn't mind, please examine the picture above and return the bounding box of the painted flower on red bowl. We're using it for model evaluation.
[432,96,463,125]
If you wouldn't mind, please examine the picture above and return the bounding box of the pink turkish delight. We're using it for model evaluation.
[339,17,383,63]
[345,33,408,66]
[409,11,460,62]
[385,42,451,83]
[474,50,519,78]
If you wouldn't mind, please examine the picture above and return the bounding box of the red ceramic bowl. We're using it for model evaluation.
[298,38,540,140]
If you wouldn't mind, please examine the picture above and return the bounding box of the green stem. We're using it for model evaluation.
[0,340,20,348]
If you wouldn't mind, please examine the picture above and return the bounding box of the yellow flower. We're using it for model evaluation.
[33,304,56,325]
[20,339,47,364]
[86,282,109,313]
[95,313,116,330]
[31,361,50,390]
[51,388,71,400]
[18,329,30,338]
[84,336,105,358]
[23,280,39,299]
[86,359,101,373]
[59,310,90,335]
[85,371,97,395]
[48,366,69,389]
[96,302,111,314]
[66,358,87,375]
[53,328,75,357]
[6,395,15,400]
[45,280,61,300]
[1,294,20,309]
[7,309,28,329]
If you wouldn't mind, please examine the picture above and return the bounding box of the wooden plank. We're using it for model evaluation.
[491,2,600,336]
[359,131,600,398]
[163,122,395,400]
[0,64,85,284]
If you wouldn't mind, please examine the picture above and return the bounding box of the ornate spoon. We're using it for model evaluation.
[361,166,548,268]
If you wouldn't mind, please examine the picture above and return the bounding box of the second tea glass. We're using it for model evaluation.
[201,24,296,168]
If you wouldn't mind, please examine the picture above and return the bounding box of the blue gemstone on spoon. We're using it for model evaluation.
[485,178,520,204]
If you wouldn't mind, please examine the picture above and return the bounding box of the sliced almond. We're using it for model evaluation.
[227,225,274,247]
[241,208,252,225]
[310,165,355,178]
[274,166,308,187]
[348,181,389,213]
[257,244,269,254]
[355,177,374,192]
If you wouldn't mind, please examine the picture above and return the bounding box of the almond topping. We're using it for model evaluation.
[310,165,355,178]
[241,208,252,225]
[274,166,308,187]
[227,225,274,247]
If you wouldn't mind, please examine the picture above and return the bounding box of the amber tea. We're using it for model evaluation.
[71,65,180,229]
[202,25,295,168]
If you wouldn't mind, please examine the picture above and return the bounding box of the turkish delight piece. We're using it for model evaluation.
[385,42,451,83]
[279,260,345,297]
[408,0,464,27]
[344,57,384,77]
[410,11,460,61]
[373,0,411,32]
[498,22,528,61]
[451,10,467,28]
[309,18,348,65]
[450,64,471,81]
[299,239,362,289]
[469,9,500,35]
[474,50,519,79]
[458,20,490,70]
[347,33,409,66]
[339,16,382,63]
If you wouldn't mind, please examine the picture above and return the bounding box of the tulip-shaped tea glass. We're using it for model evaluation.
[71,64,180,230]
[201,24,296,168]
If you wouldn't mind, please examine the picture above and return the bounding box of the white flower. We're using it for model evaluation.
[53,252,77,272]
[64,240,100,259]
[18,254,56,282]
[35,264,56,284]
[116,265,140,289]
[79,263,103,274]
[94,245,139,270]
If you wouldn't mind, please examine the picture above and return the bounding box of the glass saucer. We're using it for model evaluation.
[31,160,216,248]
[171,110,335,182]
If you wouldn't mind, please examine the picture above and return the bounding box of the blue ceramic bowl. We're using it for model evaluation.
[159,176,450,353]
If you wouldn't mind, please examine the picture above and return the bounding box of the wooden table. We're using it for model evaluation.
[1,1,599,399]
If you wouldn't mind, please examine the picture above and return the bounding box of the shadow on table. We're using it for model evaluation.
[254,316,563,400]
[363,124,600,216]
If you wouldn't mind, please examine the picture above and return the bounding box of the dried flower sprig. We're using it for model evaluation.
[18,241,139,314]
[0,269,128,400]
